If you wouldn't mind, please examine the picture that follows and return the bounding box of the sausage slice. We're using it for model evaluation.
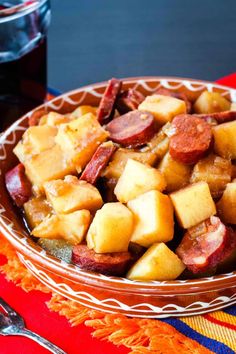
[116,89,145,114]
[80,142,117,184]
[72,244,132,276]
[197,111,236,124]
[169,114,212,164]
[106,110,156,147]
[176,216,236,273]
[97,78,122,124]
[5,163,32,207]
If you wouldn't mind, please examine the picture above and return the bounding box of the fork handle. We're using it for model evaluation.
[12,328,66,354]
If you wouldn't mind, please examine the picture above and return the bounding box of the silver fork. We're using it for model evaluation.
[0,298,66,354]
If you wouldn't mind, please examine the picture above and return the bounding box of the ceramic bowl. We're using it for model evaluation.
[0,77,236,318]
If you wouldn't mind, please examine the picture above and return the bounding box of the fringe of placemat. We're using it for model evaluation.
[0,236,212,354]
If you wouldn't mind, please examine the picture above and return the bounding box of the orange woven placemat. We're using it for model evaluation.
[1,234,236,353]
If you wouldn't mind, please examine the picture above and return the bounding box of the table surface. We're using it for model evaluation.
[48,0,236,92]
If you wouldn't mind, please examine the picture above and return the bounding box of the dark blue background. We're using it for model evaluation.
[48,0,236,92]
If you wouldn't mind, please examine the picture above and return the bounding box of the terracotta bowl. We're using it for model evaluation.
[0,77,236,318]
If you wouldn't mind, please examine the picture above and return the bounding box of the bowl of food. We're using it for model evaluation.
[1,76,236,318]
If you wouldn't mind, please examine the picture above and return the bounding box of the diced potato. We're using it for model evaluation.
[190,154,232,198]
[44,175,103,214]
[87,202,133,253]
[37,239,72,263]
[103,148,157,179]
[217,182,236,224]
[13,141,27,163]
[32,210,91,245]
[158,152,191,192]
[24,144,76,193]
[39,112,70,126]
[23,197,52,229]
[71,105,97,119]
[55,113,108,170]
[231,102,236,111]
[127,190,174,247]
[127,243,185,281]
[13,125,57,162]
[170,182,216,229]
[193,91,231,114]
[138,94,186,125]
[213,121,236,159]
[115,159,166,203]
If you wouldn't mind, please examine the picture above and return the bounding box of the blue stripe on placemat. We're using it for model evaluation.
[223,306,236,316]
[162,318,235,354]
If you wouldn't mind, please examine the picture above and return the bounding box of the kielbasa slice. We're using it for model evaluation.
[5,164,32,207]
[97,78,122,124]
[197,111,236,124]
[72,244,132,276]
[155,88,192,113]
[169,114,212,164]
[28,109,47,126]
[106,110,155,147]
[80,142,117,184]
[116,89,145,114]
[176,216,236,273]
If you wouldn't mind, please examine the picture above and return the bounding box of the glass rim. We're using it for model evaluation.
[0,0,48,22]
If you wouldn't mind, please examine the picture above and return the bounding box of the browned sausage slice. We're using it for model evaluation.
[28,109,47,126]
[80,142,117,184]
[72,244,132,276]
[116,88,145,114]
[197,111,236,124]
[176,216,236,273]
[155,88,192,113]
[5,163,32,207]
[106,110,155,147]
[169,114,212,164]
[97,78,122,124]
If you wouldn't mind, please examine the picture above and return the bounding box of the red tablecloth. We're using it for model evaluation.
[0,73,236,354]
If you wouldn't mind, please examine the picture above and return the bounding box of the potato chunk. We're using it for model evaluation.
[13,125,57,162]
[213,121,236,159]
[190,154,232,198]
[87,202,133,253]
[114,159,166,203]
[24,144,76,193]
[127,243,185,281]
[170,182,216,229]
[44,175,103,214]
[217,182,236,224]
[55,113,108,171]
[231,103,236,111]
[23,197,52,229]
[71,105,97,119]
[158,152,191,192]
[193,91,231,114]
[138,94,186,125]
[102,148,157,179]
[127,190,174,247]
[39,112,70,126]
[32,210,91,245]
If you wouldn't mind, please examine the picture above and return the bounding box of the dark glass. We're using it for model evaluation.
[0,1,51,131]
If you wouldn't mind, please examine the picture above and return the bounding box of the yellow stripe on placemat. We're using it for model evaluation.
[181,314,236,352]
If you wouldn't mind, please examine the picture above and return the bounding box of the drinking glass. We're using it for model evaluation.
[0,0,51,130]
